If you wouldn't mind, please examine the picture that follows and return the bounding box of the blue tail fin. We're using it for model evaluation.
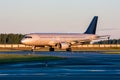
[84,16,98,34]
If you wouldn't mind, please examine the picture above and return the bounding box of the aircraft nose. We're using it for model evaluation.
[21,39,26,44]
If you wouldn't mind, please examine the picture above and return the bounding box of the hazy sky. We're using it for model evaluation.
[0,0,120,39]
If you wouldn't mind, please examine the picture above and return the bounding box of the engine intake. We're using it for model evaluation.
[56,42,70,49]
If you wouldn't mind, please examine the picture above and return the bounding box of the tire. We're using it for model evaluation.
[31,49,34,52]
[49,48,55,51]
[66,48,72,52]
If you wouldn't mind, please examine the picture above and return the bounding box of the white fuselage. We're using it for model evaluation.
[21,33,98,46]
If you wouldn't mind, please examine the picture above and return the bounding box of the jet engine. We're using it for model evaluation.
[56,42,70,49]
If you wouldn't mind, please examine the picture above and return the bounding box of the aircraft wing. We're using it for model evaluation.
[69,39,91,45]
[97,35,110,39]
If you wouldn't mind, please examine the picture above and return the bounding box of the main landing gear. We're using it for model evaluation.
[66,48,72,52]
[49,47,72,52]
[49,47,55,51]
[31,46,72,52]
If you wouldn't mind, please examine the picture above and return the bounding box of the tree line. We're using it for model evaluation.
[94,39,120,44]
[0,34,24,44]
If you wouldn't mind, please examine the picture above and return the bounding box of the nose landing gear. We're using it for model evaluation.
[31,46,36,52]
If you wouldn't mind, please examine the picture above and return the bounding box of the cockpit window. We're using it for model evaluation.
[24,36,32,38]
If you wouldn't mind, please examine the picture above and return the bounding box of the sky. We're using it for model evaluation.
[0,0,120,39]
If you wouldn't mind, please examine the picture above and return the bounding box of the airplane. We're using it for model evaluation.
[21,16,108,51]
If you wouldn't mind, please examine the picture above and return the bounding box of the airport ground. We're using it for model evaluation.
[0,44,119,63]
[0,46,120,53]
[0,51,120,80]
[0,44,119,80]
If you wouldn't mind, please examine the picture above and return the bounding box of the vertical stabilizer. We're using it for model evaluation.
[84,16,98,34]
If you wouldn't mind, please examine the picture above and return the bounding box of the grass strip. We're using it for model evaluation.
[103,52,120,54]
[0,54,64,63]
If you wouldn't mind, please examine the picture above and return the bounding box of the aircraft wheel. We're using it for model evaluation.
[66,48,72,52]
[49,48,55,51]
[31,49,34,52]
[31,46,36,52]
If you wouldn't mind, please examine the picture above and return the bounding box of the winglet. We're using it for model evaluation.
[84,16,98,34]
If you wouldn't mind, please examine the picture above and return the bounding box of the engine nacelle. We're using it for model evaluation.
[56,42,70,49]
